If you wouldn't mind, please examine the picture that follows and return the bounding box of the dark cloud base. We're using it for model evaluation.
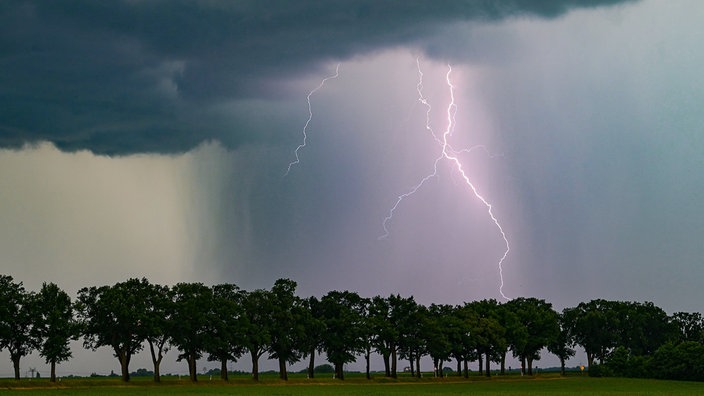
[1,0,635,155]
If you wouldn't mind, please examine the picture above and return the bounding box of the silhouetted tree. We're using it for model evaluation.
[564,299,620,368]
[300,296,325,379]
[468,299,506,377]
[650,341,704,381]
[5,273,704,383]
[368,295,393,377]
[32,282,78,382]
[548,311,576,376]
[320,291,365,380]
[398,299,426,378]
[205,283,246,382]
[268,279,307,380]
[143,282,173,382]
[670,311,704,343]
[0,275,36,380]
[617,301,673,357]
[76,279,152,382]
[170,282,212,382]
[357,297,374,380]
[241,288,272,381]
[507,297,559,375]
[452,304,479,378]
[423,304,455,377]
[389,295,419,378]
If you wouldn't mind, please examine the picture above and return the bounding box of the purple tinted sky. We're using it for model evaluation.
[1,0,704,376]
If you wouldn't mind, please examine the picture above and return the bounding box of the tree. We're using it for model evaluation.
[205,283,246,381]
[670,312,704,343]
[368,295,394,377]
[76,279,152,382]
[404,302,428,378]
[506,297,559,375]
[468,299,507,377]
[649,341,704,381]
[388,294,418,378]
[452,304,479,378]
[320,291,364,380]
[300,296,325,379]
[564,299,620,368]
[357,297,374,380]
[241,288,272,381]
[548,311,576,376]
[0,275,36,380]
[267,279,306,380]
[617,301,673,357]
[32,282,78,382]
[423,304,454,378]
[368,294,417,378]
[566,299,673,371]
[142,281,173,383]
[170,282,213,382]
[492,303,521,375]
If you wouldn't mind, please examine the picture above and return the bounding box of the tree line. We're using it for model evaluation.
[1,274,703,383]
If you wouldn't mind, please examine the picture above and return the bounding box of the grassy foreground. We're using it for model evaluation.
[1,373,704,395]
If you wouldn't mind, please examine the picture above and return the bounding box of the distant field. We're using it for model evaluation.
[2,373,704,395]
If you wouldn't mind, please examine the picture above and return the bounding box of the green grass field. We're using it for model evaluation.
[2,373,704,395]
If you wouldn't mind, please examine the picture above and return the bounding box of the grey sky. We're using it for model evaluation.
[1,0,634,154]
[2,0,703,377]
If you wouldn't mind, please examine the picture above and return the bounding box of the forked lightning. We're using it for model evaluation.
[380,59,511,300]
[285,64,341,176]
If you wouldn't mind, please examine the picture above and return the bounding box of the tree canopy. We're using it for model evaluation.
[2,274,704,383]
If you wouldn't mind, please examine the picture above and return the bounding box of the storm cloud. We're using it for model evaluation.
[1,0,635,155]
[3,0,704,377]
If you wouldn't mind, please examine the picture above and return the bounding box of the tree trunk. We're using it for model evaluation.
[50,361,57,382]
[463,359,469,378]
[478,354,483,376]
[484,352,491,377]
[527,357,533,376]
[335,363,344,380]
[438,360,444,378]
[391,348,397,378]
[117,350,131,382]
[383,351,391,377]
[409,353,415,377]
[500,352,506,375]
[221,358,229,381]
[148,340,163,383]
[251,351,260,381]
[456,358,462,376]
[365,351,371,380]
[153,358,161,383]
[307,349,315,378]
[12,355,20,380]
[521,356,526,375]
[587,351,594,369]
[188,354,198,382]
[278,357,288,380]
[560,357,566,376]
[415,354,421,378]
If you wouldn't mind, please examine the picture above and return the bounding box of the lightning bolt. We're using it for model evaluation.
[380,59,511,300]
[285,63,341,176]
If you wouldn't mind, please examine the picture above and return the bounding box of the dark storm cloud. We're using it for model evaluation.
[1,0,635,155]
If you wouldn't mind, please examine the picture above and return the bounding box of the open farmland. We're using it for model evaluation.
[1,373,704,395]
